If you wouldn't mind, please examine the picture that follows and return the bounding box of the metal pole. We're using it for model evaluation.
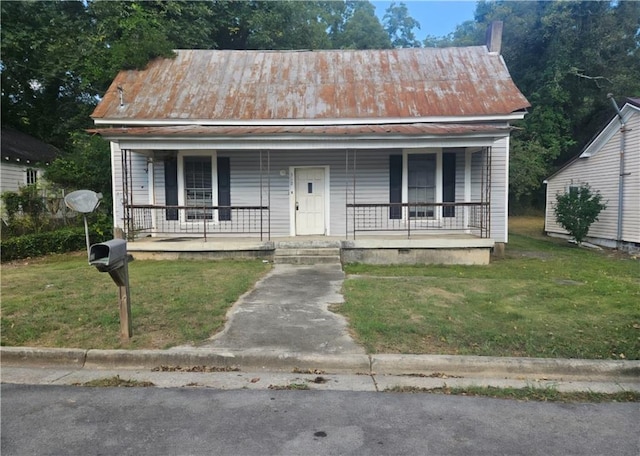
[83,215,90,262]
[608,95,627,246]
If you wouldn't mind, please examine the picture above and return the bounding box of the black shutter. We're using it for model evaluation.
[443,152,456,217]
[389,155,402,219]
[217,156,231,221]
[164,157,178,221]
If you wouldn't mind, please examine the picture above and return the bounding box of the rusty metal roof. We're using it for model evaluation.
[89,123,513,138]
[92,48,529,124]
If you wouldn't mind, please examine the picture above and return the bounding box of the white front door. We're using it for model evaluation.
[295,167,326,235]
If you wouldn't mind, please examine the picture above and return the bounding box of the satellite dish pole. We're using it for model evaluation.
[64,190,102,261]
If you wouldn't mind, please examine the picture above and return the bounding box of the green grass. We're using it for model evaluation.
[340,217,640,359]
[384,385,640,402]
[1,253,270,349]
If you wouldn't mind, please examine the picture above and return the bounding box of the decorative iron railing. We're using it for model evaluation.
[125,205,270,240]
[346,202,490,239]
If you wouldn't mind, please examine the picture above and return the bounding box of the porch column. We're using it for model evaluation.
[464,150,472,230]
[148,156,156,234]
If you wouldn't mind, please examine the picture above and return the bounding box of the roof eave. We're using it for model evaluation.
[92,112,528,127]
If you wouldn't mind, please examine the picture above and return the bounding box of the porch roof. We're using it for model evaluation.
[88,122,514,140]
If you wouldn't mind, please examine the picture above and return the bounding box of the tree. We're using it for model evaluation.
[334,1,391,49]
[383,2,421,48]
[447,0,640,211]
[553,185,606,245]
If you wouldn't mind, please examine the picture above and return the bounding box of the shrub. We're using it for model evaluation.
[554,184,606,245]
[0,225,111,262]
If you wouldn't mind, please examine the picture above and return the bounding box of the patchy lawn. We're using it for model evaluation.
[339,216,640,359]
[1,253,270,349]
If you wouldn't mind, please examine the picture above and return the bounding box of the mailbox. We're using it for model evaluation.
[89,239,127,273]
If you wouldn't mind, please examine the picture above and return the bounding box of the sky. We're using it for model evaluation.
[372,1,478,40]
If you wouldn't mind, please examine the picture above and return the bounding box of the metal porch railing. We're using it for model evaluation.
[346,202,490,239]
[125,204,270,241]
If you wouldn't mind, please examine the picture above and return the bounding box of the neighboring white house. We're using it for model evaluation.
[544,98,640,252]
[89,23,530,264]
[1,128,59,194]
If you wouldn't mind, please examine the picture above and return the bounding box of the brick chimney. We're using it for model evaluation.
[486,21,503,54]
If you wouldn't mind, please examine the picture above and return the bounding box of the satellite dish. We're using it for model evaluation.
[64,190,103,262]
[64,190,102,214]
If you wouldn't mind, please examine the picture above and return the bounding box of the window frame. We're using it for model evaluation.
[177,150,218,223]
[25,168,38,186]
[402,148,443,221]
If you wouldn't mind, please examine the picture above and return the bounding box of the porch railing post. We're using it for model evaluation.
[203,207,207,241]
[407,202,411,239]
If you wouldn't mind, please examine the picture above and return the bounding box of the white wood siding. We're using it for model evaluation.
[545,109,640,245]
[111,142,150,231]
[490,137,509,243]
[0,162,28,193]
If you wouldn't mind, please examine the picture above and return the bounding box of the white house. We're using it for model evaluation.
[1,128,59,194]
[544,98,640,252]
[90,23,530,264]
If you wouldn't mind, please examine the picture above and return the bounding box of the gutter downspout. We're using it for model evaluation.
[607,94,627,248]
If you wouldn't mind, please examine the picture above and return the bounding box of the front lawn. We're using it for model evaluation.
[1,254,270,349]
[339,217,640,359]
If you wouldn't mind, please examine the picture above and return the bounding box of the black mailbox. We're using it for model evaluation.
[89,239,127,273]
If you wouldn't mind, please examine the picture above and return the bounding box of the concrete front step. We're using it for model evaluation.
[275,248,340,256]
[274,255,342,265]
[274,248,341,265]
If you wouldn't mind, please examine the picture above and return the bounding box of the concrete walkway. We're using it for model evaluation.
[200,264,365,355]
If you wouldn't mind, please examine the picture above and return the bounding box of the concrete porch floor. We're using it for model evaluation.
[126,234,495,265]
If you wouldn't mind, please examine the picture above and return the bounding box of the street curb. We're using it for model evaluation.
[1,347,87,367]
[370,354,640,381]
[83,349,372,374]
[2,347,639,382]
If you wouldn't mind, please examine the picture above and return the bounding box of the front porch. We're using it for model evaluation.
[127,233,495,265]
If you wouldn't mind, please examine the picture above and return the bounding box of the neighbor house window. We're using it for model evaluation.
[184,156,212,220]
[407,154,436,218]
[26,168,38,185]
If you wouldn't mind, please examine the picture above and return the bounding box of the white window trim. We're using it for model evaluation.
[25,168,39,186]
[289,165,331,236]
[177,150,218,223]
[402,148,442,223]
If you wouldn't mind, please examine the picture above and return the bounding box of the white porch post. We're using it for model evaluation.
[148,155,156,235]
[464,150,472,230]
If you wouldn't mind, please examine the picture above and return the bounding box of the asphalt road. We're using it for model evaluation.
[2,384,638,456]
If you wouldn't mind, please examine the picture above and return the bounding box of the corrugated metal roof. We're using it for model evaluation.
[92,48,530,123]
[88,123,513,138]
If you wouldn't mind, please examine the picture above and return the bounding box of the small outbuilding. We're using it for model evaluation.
[544,98,640,252]
[1,128,59,194]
